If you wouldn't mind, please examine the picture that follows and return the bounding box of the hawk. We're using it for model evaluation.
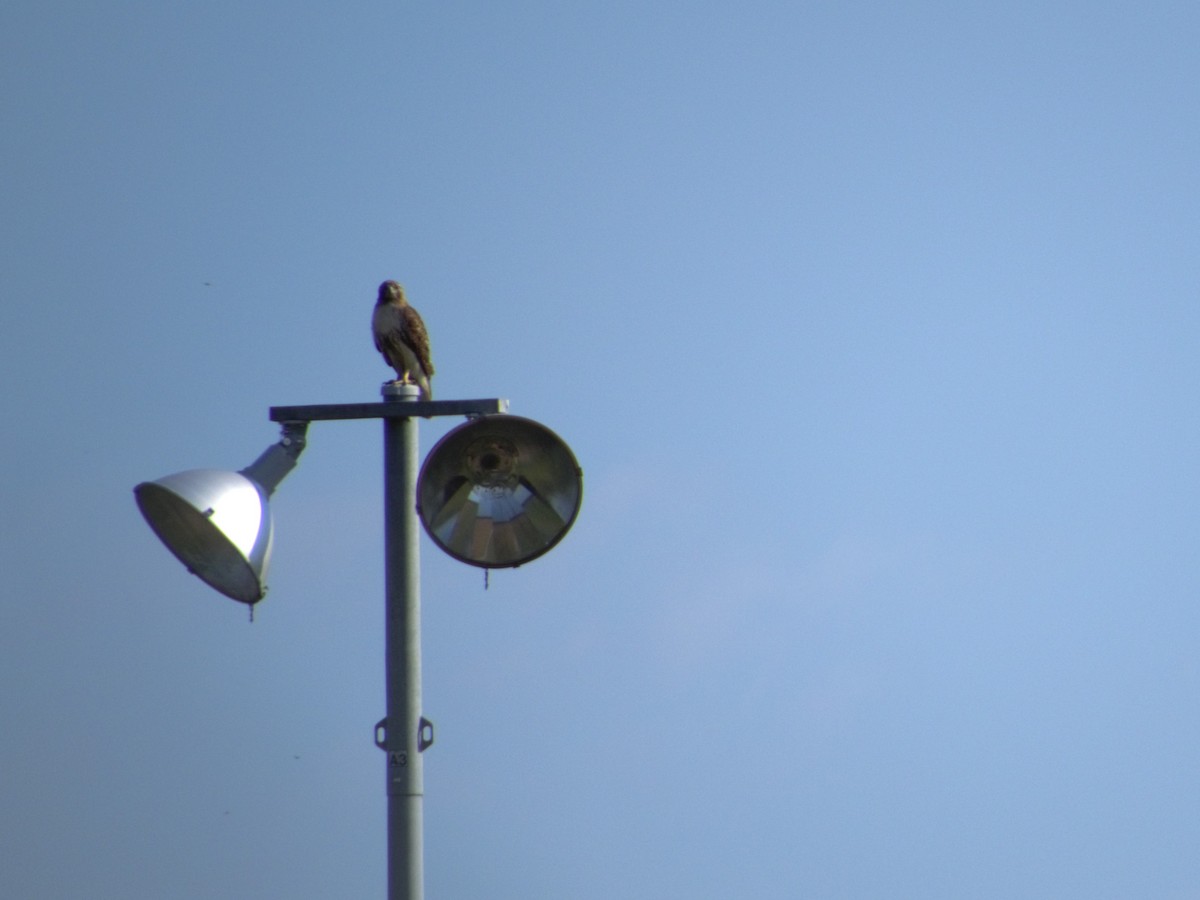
[372,280,435,399]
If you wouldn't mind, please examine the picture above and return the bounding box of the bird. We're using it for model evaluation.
[372,280,435,399]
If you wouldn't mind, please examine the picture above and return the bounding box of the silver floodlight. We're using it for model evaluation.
[133,422,307,604]
[418,414,582,568]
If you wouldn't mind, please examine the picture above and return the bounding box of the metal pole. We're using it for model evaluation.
[267,393,503,898]
[382,384,423,900]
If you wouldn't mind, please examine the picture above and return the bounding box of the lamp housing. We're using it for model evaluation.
[133,423,306,604]
[417,415,581,568]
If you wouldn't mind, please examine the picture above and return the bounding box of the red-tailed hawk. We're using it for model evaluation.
[372,281,434,399]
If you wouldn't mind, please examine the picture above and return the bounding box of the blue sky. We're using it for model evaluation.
[3,1,1200,897]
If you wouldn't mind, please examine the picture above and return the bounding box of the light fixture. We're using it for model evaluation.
[133,422,307,604]
[133,385,580,900]
[418,414,582,568]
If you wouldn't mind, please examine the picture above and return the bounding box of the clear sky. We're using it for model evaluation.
[3,1,1199,897]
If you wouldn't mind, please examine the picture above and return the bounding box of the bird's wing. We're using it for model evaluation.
[400,305,435,377]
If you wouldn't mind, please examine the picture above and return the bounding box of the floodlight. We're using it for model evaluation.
[418,415,582,568]
[133,423,307,604]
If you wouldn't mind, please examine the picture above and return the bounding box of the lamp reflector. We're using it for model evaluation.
[418,415,582,568]
[134,469,273,604]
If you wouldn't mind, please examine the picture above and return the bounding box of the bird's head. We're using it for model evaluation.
[378,280,406,305]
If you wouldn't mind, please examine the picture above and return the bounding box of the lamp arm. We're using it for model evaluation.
[239,420,309,496]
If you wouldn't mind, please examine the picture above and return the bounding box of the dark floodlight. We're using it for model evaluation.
[133,422,307,604]
[418,415,582,568]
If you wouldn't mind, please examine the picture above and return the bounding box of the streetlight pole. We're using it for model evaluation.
[137,384,580,899]
[268,387,508,900]
[382,386,425,899]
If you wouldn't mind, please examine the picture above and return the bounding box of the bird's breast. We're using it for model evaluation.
[372,303,404,336]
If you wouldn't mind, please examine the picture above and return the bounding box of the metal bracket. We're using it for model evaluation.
[239,420,309,496]
[375,716,434,752]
